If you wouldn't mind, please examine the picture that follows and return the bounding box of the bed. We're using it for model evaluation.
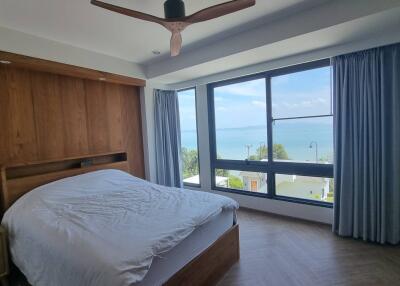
[0,152,240,286]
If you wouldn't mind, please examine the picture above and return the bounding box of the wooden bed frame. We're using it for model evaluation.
[0,152,239,286]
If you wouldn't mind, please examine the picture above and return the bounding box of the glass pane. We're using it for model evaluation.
[214,78,267,161]
[272,66,332,118]
[273,117,333,163]
[178,89,200,185]
[276,175,334,203]
[215,169,268,194]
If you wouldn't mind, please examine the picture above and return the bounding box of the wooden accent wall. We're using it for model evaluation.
[0,65,145,178]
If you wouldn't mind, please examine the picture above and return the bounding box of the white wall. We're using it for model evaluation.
[146,0,400,80]
[140,31,400,225]
[0,26,145,79]
[168,30,400,90]
[142,33,400,225]
[143,32,400,225]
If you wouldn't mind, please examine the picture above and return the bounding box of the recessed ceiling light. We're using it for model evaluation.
[152,50,161,55]
[98,77,106,81]
[0,60,11,64]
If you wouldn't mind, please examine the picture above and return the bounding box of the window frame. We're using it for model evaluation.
[208,59,333,207]
[177,87,201,188]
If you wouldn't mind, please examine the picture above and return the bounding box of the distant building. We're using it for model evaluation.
[184,175,229,188]
[276,175,330,201]
[216,176,229,188]
[183,175,201,185]
[239,171,268,193]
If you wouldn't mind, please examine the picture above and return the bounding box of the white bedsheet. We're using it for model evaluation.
[2,170,238,286]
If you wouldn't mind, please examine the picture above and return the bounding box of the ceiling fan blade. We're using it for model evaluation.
[91,0,166,26]
[185,0,256,23]
[170,32,182,57]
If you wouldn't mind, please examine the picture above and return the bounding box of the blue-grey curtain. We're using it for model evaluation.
[154,89,183,188]
[333,43,400,244]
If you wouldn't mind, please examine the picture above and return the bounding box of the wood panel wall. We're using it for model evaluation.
[0,65,145,178]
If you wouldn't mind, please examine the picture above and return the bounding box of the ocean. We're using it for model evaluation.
[181,122,333,163]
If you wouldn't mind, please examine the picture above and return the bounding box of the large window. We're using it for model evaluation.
[271,66,333,163]
[178,88,200,186]
[213,78,267,161]
[209,60,333,206]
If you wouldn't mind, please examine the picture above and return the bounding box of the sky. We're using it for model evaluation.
[177,89,198,132]
[178,66,332,131]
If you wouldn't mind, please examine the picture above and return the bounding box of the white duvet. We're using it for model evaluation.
[2,170,238,286]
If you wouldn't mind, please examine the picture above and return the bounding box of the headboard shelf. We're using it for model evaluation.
[3,151,126,169]
[1,152,129,212]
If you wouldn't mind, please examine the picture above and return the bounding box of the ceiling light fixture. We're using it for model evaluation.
[0,60,11,64]
[98,77,106,81]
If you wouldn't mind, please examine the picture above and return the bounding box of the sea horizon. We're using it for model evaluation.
[182,122,333,163]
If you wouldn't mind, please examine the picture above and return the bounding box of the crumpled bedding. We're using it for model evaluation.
[2,169,239,286]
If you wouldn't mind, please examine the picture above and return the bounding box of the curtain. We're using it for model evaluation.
[333,43,400,244]
[154,89,183,188]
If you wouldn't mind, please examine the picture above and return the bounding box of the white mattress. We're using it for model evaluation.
[136,209,234,286]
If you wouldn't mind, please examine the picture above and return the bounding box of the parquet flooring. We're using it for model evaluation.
[218,209,400,286]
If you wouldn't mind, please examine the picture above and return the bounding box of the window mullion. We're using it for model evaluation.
[207,84,217,190]
[266,76,275,198]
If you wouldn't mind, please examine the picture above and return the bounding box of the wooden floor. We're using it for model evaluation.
[9,209,400,286]
[218,209,400,286]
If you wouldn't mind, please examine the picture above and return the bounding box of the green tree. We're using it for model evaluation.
[249,144,289,160]
[181,147,199,179]
[329,179,334,193]
[216,168,229,177]
[273,144,289,160]
[318,154,331,163]
[326,178,334,203]
[228,175,244,189]
[249,145,268,160]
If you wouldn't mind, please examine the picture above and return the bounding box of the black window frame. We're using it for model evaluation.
[208,59,333,207]
[177,87,201,188]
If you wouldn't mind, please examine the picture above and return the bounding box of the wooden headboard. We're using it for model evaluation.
[0,152,129,212]
[0,61,145,182]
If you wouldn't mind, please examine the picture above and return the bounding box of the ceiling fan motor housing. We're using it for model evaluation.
[164,0,186,19]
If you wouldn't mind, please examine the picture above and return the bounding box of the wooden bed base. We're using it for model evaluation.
[165,224,239,286]
[10,224,240,286]
[0,153,240,286]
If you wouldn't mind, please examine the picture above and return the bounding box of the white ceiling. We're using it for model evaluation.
[158,6,400,84]
[0,0,399,84]
[0,0,327,64]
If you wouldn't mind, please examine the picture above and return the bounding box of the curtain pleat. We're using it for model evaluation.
[333,43,400,244]
[154,89,183,188]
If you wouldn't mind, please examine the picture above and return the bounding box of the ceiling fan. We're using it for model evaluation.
[91,0,256,57]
